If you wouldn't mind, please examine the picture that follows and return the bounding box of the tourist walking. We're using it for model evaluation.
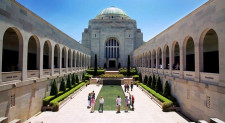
[131,95,135,111]
[124,83,127,92]
[92,91,95,99]
[127,83,129,92]
[116,95,121,113]
[98,96,104,113]
[87,93,91,108]
[131,82,134,91]
[124,96,129,112]
[128,92,132,109]
[90,97,95,113]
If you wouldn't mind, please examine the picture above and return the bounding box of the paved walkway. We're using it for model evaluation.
[25,85,189,123]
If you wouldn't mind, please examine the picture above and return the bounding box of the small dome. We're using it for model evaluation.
[96,6,129,17]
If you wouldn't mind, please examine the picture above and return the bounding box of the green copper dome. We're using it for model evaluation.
[96,6,129,17]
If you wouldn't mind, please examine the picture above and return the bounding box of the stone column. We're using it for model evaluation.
[0,32,3,82]
[70,51,72,72]
[22,35,28,81]
[50,44,54,75]
[65,48,68,73]
[195,41,201,82]
[180,46,184,79]
[59,46,62,74]
[39,41,43,78]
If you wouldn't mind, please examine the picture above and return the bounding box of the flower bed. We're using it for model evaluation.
[139,83,173,112]
[99,74,124,78]
[49,82,85,111]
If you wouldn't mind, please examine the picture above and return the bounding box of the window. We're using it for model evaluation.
[105,38,119,58]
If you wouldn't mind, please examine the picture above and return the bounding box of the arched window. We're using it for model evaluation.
[27,35,40,70]
[2,28,22,72]
[157,48,162,69]
[202,29,219,73]
[76,52,79,67]
[43,41,52,69]
[152,50,156,68]
[73,51,75,67]
[163,45,169,69]
[172,42,180,70]
[68,49,71,67]
[62,47,66,68]
[105,38,119,58]
[184,37,195,71]
[54,44,60,68]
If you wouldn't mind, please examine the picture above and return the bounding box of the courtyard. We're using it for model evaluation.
[25,85,189,123]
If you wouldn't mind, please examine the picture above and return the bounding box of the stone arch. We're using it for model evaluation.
[54,44,60,68]
[105,37,119,58]
[200,29,219,73]
[183,36,195,71]
[68,49,71,67]
[73,50,76,67]
[163,44,169,69]
[62,46,67,68]
[171,41,180,70]
[2,27,23,72]
[76,51,79,67]
[27,35,40,70]
[157,47,162,69]
[148,51,151,68]
[43,40,52,69]
[152,49,156,68]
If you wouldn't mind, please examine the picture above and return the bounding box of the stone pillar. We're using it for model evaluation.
[70,51,72,72]
[50,44,54,75]
[39,41,43,78]
[22,35,28,81]
[65,48,68,73]
[195,40,202,82]
[162,49,165,70]
[0,31,3,82]
[59,46,62,74]
[180,46,184,79]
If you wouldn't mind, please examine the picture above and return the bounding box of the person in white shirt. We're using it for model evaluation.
[116,95,121,113]
[98,96,104,113]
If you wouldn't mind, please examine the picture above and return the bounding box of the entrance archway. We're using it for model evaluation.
[105,38,119,68]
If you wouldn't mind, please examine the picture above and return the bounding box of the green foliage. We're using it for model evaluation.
[118,62,121,68]
[49,82,85,111]
[163,81,171,97]
[75,74,79,85]
[148,76,152,87]
[119,68,137,75]
[84,73,92,80]
[132,75,139,81]
[99,74,124,78]
[155,76,162,93]
[144,75,148,84]
[151,74,156,90]
[86,69,105,75]
[43,96,55,106]
[82,72,85,81]
[59,77,66,92]
[139,83,173,112]
[71,73,76,86]
[66,75,72,89]
[50,79,58,96]
[94,54,97,75]
[138,73,142,82]
[127,55,131,76]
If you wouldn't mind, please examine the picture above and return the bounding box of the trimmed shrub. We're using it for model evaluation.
[43,96,55,106]
[155,76,162,93]
[133,75,139,81]
[94,54,97,75]
[138,73,142,82]
[86,69,105,75]
[59,77,66,92]
[119,69,137,75]
[50,79,58,96]
[66,75,72,89]
[163,81,171,97]
[139,83,173,112]
[118,63,121,69]
[49,82,85,111]
[148,76,152,87]
[144,75,148,85]
[71,73,76,86]
[127,55,130,76]
[151,74,156,90]
[75,74,79,85]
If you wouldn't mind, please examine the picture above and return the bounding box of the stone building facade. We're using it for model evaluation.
[0,0,91,122]
[82,7,143,68]
[133,0,225,122]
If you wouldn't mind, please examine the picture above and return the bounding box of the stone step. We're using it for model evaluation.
[198,120,208,123]
[0,117,8,123]
[105,71,119,74]
[9,119,21,123]
[210,118,225,123]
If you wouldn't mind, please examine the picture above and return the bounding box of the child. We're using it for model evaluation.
[90,97,95,113]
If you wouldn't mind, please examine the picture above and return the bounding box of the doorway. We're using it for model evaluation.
[109,60,116,68]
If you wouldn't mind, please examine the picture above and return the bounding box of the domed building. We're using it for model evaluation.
[82,7,143,69]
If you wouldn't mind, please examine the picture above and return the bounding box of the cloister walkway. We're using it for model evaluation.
[25,85,189,123]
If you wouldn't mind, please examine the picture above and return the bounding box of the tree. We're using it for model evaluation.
[76,74,79,84]
[71,73,76,86]
[155,76,162,93]
[50,79,58,96]
[148,76,152,87]
[151,74,156,90]
[118,63,121,69]
[144,75,148,85]
[138,73,142,82]
[127,55,130,76]
[94,54,97,75]
[66,74,72,89]
[82,72,85,81]
[163,81,171,97]
[59,77,66,92]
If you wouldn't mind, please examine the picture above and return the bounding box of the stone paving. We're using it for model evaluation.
[25,84,189,123]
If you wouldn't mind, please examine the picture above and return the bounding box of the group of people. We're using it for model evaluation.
[88,91,96,113]
[116,93,135,113]
[124,82,134,92]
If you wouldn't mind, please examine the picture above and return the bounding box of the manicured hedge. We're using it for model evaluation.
[139,83,173,112]
[43,96,55,106]
[49,82,85,111]
[86,70,105,75]
[119,69,137,75]
[133,75,139,81]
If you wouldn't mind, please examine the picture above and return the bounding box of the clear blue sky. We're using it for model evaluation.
[16,0,208,42]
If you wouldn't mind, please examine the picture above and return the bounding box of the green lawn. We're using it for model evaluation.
[94,85,125,111]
